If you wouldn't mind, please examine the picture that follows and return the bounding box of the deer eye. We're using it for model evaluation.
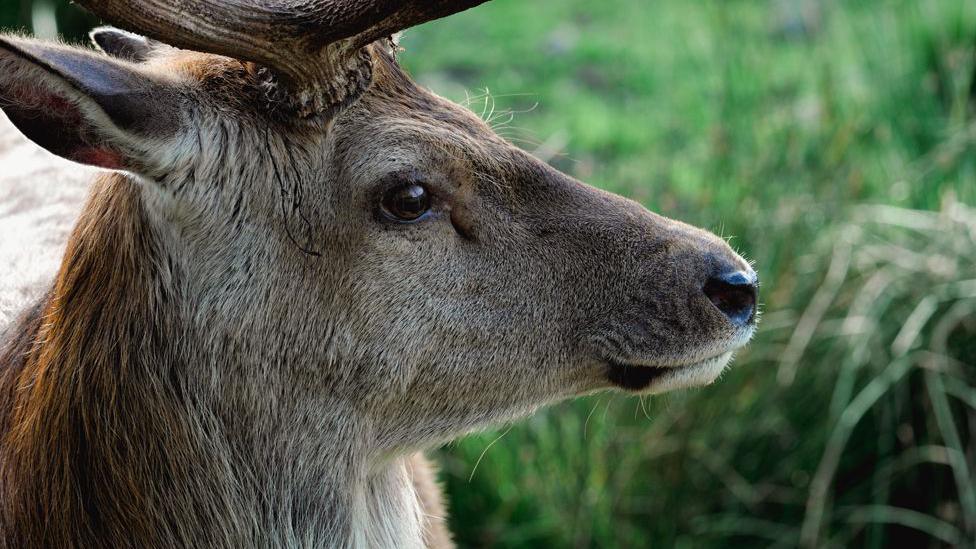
[380,183,432,222]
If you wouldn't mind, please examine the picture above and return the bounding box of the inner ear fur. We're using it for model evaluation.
[90,27,164,63]
[0,35,180,172]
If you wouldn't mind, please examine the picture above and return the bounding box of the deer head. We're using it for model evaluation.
[0,0,758,545]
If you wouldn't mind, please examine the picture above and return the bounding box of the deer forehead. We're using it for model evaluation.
[332,87,515,197]
[149,47,506,171]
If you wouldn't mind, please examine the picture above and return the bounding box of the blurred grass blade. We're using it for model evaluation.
[800,356,915,548]
[843,505,963,546]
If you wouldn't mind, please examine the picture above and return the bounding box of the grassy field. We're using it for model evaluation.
[5,0,976,546]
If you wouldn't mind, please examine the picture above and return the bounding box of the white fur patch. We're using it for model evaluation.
[0,113,92,331]
[349,458,426,549]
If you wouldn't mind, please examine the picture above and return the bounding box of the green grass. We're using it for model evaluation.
[5,0,976,546]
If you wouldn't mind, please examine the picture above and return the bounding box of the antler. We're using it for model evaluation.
[74,0,489,117]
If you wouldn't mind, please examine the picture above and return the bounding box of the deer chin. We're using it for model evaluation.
[605,351,736,394]
[603,322,758,394]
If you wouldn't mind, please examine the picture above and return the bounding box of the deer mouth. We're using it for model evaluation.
[605,351,735,393]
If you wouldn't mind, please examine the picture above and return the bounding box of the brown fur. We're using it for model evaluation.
[0,176,192,547]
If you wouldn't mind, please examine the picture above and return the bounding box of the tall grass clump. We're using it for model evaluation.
[784,199,975,548]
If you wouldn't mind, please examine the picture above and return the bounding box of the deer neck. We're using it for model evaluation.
[0,174,426,547]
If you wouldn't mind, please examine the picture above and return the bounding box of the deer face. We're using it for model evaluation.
[0,5,757,451]
[319,56,757,444]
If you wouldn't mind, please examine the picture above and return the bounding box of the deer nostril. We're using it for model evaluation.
[703,270,758,326]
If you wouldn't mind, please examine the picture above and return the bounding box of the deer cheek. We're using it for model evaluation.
[449,204,477,241]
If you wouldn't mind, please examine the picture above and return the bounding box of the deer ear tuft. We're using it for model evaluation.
[0,36,180,172]
[90,27,162,63]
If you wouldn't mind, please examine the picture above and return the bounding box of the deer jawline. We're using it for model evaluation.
[605,351,735,393]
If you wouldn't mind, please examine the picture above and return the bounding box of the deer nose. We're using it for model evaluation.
[703,269,758,326]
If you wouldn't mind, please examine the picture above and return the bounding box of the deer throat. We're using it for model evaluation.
[349,457,428,549]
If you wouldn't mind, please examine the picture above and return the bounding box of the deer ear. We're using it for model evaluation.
[0,36,180,172]
[90,27,163,63]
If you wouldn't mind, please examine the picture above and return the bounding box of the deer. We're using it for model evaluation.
[0,0,759,547]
